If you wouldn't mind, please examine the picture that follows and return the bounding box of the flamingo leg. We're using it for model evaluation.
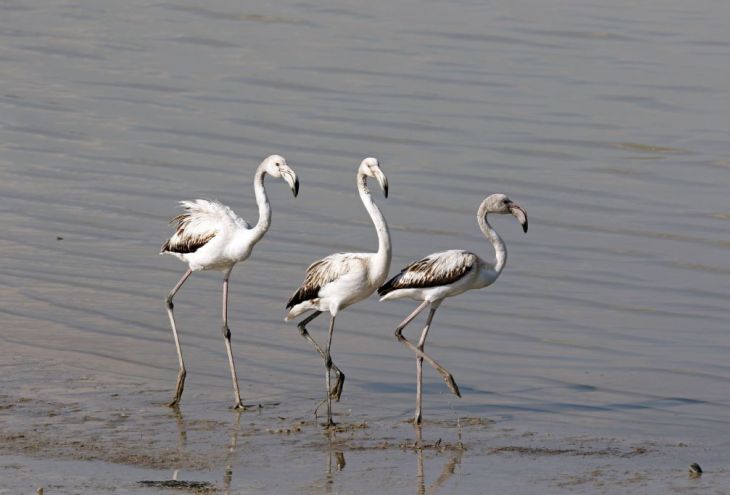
[297,311,345,401]
[415,307,437,425]
[394,302,461,399]
[324,315,337,428]
[165,268,193,407]
[221,275,246,410]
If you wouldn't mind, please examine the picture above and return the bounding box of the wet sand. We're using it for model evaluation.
[2,0,730,493]
[3,343,730,493]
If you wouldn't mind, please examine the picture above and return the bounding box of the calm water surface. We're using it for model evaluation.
[1,1,729,493]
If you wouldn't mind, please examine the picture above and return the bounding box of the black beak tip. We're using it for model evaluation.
[522,222,528,233]
[384,184,389,198]
[293,179,299,197]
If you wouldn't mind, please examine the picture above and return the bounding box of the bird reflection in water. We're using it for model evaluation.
[165,413,460,493]
[303,429,347,494]
[322,430,347,494]
[172,406,187,447]
[170,406,187,483]
[222,410,243,495]
[414,426,463,495]
[164,409,243,494]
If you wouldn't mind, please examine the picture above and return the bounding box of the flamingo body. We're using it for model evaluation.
[161,199,255,272]
[286,252,386,319]
[378,250,495,303]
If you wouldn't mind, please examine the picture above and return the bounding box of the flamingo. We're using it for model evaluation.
[161,154,299,409]
[377,194,527,424]
[285,157,391,427]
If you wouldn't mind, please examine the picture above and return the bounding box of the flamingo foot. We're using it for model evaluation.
[441,372,461,398]
[330,371,345,401]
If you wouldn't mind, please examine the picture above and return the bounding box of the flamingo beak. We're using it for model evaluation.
[375,169,389,198]
[283,169,299,197]
[509,204,528,233]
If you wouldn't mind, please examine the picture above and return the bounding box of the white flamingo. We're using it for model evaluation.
[378,194,527,424]
[161,154,299,409]
[285,157,390,427]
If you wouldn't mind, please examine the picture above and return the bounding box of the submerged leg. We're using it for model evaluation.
[165,268,193,407]
[298,311,345,401]
[324,315,337,428]
[221,275,246,410]
[394,302,460,398]
[415,308,437,425]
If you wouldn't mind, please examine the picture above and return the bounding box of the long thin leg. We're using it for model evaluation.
[414,307,437,425]
[394,303,461,398]
[222,275,246,410]
[324,315,336,428]
[298,311,345,401]
[165,268,193,407]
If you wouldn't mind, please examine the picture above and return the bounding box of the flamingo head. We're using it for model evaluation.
[263,154,299,197]
[359,157,388,198]
[484,194,528,233]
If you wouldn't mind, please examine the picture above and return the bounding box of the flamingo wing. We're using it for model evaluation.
[161,199,249,254]
[286,253,366,309]
[378,250,477,296]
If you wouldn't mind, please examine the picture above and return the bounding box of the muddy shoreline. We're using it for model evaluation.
[2,348,727,494]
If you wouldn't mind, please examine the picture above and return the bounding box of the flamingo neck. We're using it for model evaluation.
[358,172,391,282]
[250,165,271,244]
[477,201,506,276]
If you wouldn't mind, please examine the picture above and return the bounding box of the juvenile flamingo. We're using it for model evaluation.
[285,157,391,427]
[378,194,527,424]
[161,154,298,409]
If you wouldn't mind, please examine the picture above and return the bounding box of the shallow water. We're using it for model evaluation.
[1,0,729,493]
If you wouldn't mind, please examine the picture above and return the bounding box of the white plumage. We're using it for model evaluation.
[378,193,528,424]
[286,157,391,427]
[161,154,299,409]
[162,199,252,271]
[285,252,373,320]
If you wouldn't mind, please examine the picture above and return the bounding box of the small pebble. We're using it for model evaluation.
[689,462,702,477]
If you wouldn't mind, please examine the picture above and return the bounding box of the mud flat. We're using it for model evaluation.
[2,347,729,494]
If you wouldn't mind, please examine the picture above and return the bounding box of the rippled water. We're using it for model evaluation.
[1,1,729,492]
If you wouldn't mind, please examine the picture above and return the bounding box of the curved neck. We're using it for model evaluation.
[477,201,506,275]
[358,172,391,276]
[250,165,271,243]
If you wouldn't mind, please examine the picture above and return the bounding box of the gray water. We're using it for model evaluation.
[1,1,729,493]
